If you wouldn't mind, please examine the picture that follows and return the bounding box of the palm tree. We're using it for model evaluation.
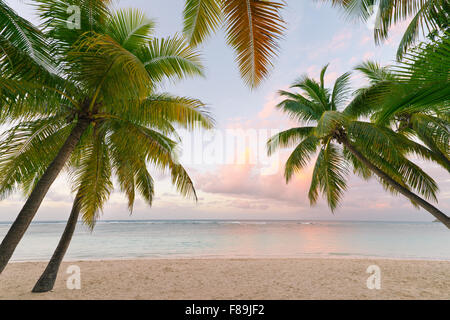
[324,0,449,59]
[267,65,450,227]
[29,91,209,292]
[0,1,212,273]
[182,0,286,87]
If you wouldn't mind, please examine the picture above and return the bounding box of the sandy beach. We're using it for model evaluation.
[1,258,449,300]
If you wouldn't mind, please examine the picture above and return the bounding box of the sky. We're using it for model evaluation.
[1,0,449,222]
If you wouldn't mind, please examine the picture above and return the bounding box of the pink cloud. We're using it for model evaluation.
[194,155,314,207]
[329,30,353,51]
[360,35,372,45]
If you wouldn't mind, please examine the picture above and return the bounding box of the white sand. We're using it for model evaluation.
[1,258,449,300]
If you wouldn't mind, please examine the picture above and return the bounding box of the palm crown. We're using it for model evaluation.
[0,2,214,226]
[267,65,447,221]
[0,0,214,273]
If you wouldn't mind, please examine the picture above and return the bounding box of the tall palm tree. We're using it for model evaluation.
[27,91,209,292]
[324,0,449,59]
[0,1,211,273]
[182,0,286,87]
[267,65,450,227]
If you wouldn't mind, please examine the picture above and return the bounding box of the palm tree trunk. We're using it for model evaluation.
[342,138,450,229]
[32,191,82,293]
[0,118,90,273]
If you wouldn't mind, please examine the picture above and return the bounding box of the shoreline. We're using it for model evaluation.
[8,255,450,263]
[2,257,449,300]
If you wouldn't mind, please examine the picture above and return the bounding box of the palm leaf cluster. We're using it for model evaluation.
[325,0,449,59]
[0,0,54,102]
[267,64,446,216]
[0,1,213,228]
[351,34,449,171]
[182,0,286,87]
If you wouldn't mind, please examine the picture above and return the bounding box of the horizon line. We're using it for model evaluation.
[0,218,436,224]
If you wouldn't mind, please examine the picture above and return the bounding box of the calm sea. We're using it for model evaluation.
[0,220,449,261]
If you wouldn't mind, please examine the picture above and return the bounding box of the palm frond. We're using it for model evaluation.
[108,94,214,130]
[284,135,320,182]
[137,34,204,84]
[183,0,223,46]
[0,0,50,69]
[36,0,111,53]
[308,142,348,211]
[106,8,155,53]
[70,127,113,229]
[0,116,72,199]
[291,75,330,111]
[222,0,285,88]
[276,90,321,123]
[315,111,347,138]
[331,72,352,110]
[323,0,449,58]
[267,127,315,156]
[68,32,151,102]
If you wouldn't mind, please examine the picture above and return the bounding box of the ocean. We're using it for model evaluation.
[0,220,449,261]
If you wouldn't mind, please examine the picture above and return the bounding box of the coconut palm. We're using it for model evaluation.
[182,0,286,87]
[0,1,212,273]
[325,0,449,59]
[27,91,208,292]
[353,60,449,172]
[267,65,450,227]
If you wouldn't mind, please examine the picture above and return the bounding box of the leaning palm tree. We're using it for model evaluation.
[27,91,209,292]
[0,1,211,273]
[325,0,449,59]
[267,65,450,227]
[182,0,286,87]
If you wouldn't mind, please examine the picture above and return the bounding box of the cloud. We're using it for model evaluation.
[194,154,314,207]
[360,35,372,45]
[329,30,353,51]
[363,51,375,60]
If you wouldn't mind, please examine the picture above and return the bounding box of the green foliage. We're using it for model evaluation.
[0,2,213,228]
[182,0,286,87]
[349,36,449,172]
[324,0,449,59]
[268,63,444,212]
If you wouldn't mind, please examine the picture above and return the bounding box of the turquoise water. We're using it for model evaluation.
[0,220,449,261]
